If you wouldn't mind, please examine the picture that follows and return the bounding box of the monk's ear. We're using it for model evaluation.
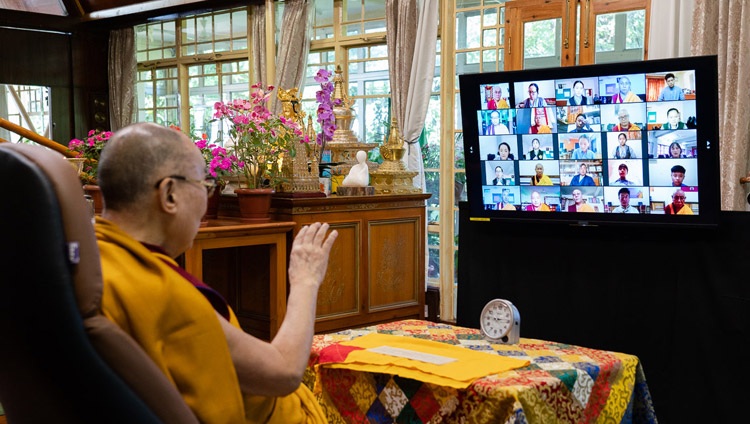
[154,177,179,214]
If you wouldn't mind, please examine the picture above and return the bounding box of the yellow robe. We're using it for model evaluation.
[95,217,326,424]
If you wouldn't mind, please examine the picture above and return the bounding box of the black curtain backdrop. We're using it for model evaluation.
[457,202,749,423]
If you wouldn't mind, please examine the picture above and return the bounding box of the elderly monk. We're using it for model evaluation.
[95,122,337,423]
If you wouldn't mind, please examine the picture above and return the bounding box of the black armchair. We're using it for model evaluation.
[0,143,198,423]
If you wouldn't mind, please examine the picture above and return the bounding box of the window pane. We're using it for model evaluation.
[523,19,557,58]
[363,79,389,95]
[454,133,465,170]
[232,10,247,38]
[364,20,386,33]
[456,11,482,49]
[482,49,497,72]
[313,0,334,37]
[483,8,498,26]
[363,97,390,143]
[483,29,497,47]
[455,51,480,75]
[454,172,467,204]
[370,45,387,58]
[425,171,440,206]
[343,0,363,22]
[626,10,645,49]
[197,16,213,43]
[428,247,440,279]
[595,14,615,52]
[214,12,231,41]
[215,40,231,52]
[454,93,462,131]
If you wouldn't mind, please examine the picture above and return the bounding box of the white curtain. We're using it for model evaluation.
[272,0,311,113]
[647,0,695,59]
[691,0,750,211]
[385,0,439,190]
[108,28,136,131]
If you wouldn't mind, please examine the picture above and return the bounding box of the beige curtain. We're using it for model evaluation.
[251,2,266,85]
[385,0,438,190]
[272,0,311,113]
[692,0,750,211]
[108,28,136,131]
[648,0,695,59]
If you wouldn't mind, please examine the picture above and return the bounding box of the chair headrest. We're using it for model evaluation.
[0,143,103,318]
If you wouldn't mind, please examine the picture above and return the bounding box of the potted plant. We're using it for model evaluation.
[194,134,240,221]
[213,82,303,190]
[68,128,113,214]
[212,82,303,221]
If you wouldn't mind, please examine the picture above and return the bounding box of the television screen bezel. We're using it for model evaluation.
[459,55,720,228]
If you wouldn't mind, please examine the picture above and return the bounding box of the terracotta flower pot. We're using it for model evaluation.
[200,187,223,226]
[234,188,274,223]
[203,185,223,218]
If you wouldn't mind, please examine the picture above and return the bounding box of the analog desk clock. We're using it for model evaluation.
[480,299,520,344]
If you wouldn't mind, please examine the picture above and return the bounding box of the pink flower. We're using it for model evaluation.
[67,129,113,184]
[210,82,304,188]
[314,69,337,149]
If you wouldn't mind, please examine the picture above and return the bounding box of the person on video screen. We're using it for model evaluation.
[568,80,592,106]
[611,187,640,213]
[612,108,641,131]
[662,108,687,130]
[568,189,595,212]
[671,164,688,187]
[613,133,637,159]
[531,163,553,186]
[659,142,686,158]
[518,83,547,108]
[484,110,510,135]
[569,163,595,186]
[492,165,512,186]
[570,134,596,160]
[664,188,693,214]
[527,138,545,160]
[496,188,517,210]
[657,73,685,101]
[487,86,509,110]
[488,141,513,161]
[530,113,552,134]
[569,113,593,133]
[525,190,550,211]
[611,163,637,186]
[611,76,642,103]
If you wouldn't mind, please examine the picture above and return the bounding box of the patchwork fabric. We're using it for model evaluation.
[308,320,657,424]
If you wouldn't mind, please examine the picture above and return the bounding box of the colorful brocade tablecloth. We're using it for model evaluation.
[305,320,657,424]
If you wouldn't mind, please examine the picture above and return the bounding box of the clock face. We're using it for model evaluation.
[480,299,520,343]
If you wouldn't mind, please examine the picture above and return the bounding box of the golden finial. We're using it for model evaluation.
[332,65,354,109]
[388,116,403,148]
[306,116,316,143]
[381,116,405,162]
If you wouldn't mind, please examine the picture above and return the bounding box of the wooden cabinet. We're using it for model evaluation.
[271,193,431,334]
[182,220,295,340]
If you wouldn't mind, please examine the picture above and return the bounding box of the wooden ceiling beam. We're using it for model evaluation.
[60,0,86,17]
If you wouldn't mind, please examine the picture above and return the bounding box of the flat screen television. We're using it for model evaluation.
[458,55,720,227]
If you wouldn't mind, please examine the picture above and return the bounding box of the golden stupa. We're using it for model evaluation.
[325,65,377,178]
[276,87,324,196]
[369,116,420,194]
